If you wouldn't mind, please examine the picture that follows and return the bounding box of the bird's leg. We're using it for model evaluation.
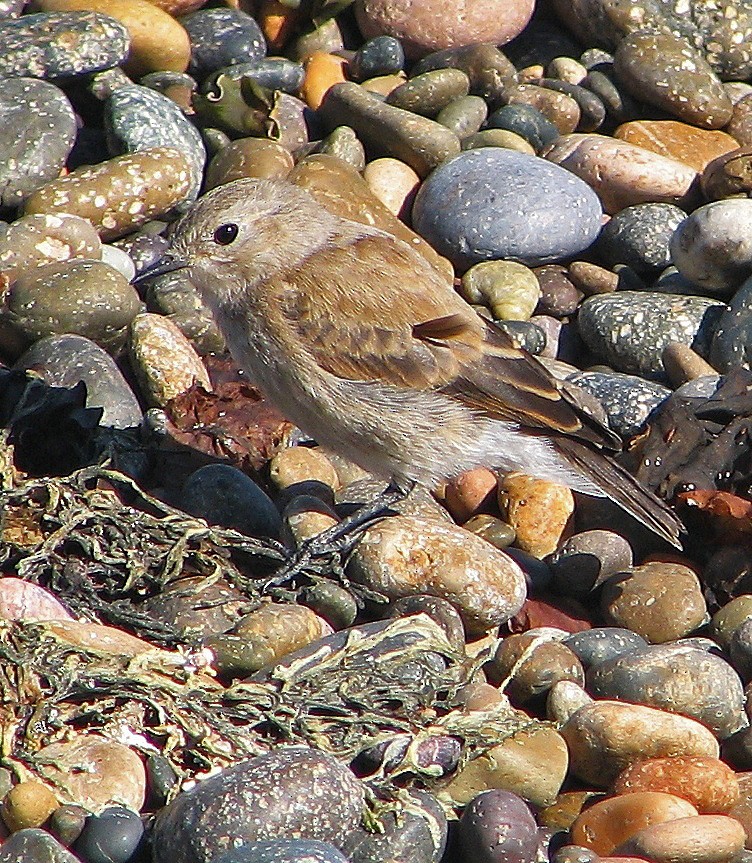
[263,479,415,590]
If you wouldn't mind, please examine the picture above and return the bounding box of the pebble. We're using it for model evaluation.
[497,474,574,558]
[711,595,752,650]
[0,78,76,210]
[181,464,282,538]
[548,531,633,598]
[347,514,527,635]
[14,334,143,429]
[0,577,74,622]
[570,791,698,855]
[353,0,534,60]
[301,53,349,111]
[362,157,420,218]
[662,343,719,387]
[566,371,670,438]
[701,146,752,201]
[436,94,488,138]
[542,134,700,214]
[457,789,539,863]
[565,627,647,669]
[0,11,129,78]
[2,259,143,357]
[670,200,752,297]
[49,804,88,848]
[599,562,709,644]
[0,828,80,863]
[708,275,752,372]
[386,68,470,117]
[491,632,585,703]
[461,128,536,154]
[613,30,733,130]
[152,748,365,863]
[180,7,266,78]
[486,103,561,152]
[501,83,582,135]
[613,756,740,814]
[614,120,738,173]
[268,446,339,495]
[587,643,745,738]
[412,148,602,270]
[577,291,724,382]
[205,138,294,190]
[313,126,366,172]
[211,840,349,863]
[1,781,58,832]
[595,203,686,275]
[349,35,405,82]
[318,82,461,178]
[613,814,746,863]
[128,312,211,408]
[73,806,144,863]
[23,148,195,242]
[443,467,498,523]
[461,261,541,321]
[562,700,720,786]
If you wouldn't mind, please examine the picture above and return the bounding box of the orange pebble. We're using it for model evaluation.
[301,52,349,110]
[257,0,302,51]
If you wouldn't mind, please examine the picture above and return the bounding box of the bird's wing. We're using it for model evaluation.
[279,232,617,448]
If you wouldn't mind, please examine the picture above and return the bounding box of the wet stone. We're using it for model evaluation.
[212,840,349,863]
[313,126,366,172]
[595,203,686,275]
[436,94,489,138]
[0,11,129,78]
[486,103,561,153]
[549,531,633,599]
[565,627,646,669]
[587,643,746,738]
[386,68,470,117]
[0,78,76,211]
[412,148,602,270]
[577,291,724,382]
[180,7,266,78]
[501,83,581,135]
[613,29,732,129]
[498,474,574,558]
[181,463,282,539]
[73,806,143,863]
[0,828,79,863]
[152,748,365,863]
[23,148,194,242]
[457,790,539,863]
[349,36,405,82]
[534,265,583,318]
[566,371,670,438]
[2,260,143,357]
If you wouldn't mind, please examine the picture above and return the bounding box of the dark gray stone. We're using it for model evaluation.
[0,78,76,210]
[180,7,266,79]
[549,530,634,598]
[0,12,128,79]
[73,806,144,863]
[0,828,79,863]
[350,36,405,82]
[596,203,686,274]
[152,749,365,863]
[206,58,305,94]
[213,840,348,863]
[565,627,647,668]
[485,103,560,152]
[412,148,602,270]
[577,291,724,382]
[709,275,752,372]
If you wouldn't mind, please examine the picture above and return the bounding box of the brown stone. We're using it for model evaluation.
[268,446,340,493]
[490,632,584,702]
[571,791,698,855]
[205,138,294,190]
[444,467,498,523]
[614,121,738,172]
[613,814,746,863]
[701,147,752,200]
[1,782,58,832]
[301,52,349,110]
[728,771,752,849]
[498,473,574,558]
[538,790,601,831]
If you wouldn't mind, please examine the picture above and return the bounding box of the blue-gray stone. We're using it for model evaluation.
[73,806,144,863]
[350,36,405,82]
[182,463,282,538]
[549,530,633,598]
[104,81,206,206]
[674,374,722,399]
[208,58,305,94]
[567,370,670,438]
[565,627,647,668]
[412,148,602,270]
[213,840,349,863]
[180,7,266,79]
[485,103,560,152]
[577,291,724,382]
[0,12,128,79]
[596,203,686,274]
[14,334,143,430]
[0,829,79,863]
[709,274,752,372]
[0,77,76,210]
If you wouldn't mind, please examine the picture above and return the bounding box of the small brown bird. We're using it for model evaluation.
[145,177,683,549]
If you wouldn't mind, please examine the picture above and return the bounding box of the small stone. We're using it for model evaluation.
[436,94,488,138]
[461,129,535,155]
[73,806,144,863]
[411,43,516,102]
[463,514,516,550]
[570,791,698,855]
[180,7,266,78]
[1,782,58,832]
[205,138,294,190]
[299,582,358,631]
[486,103,561,153]
[443,467,498,523]
[386,68,470,117]
[498,474,574,558]
[461,261,541,321]
[662,343,718,387]
[412,148,602,270]
[313,126,366,172]
[347,515,527,635]
[349,35,405,82]
[711,596,752,650]
[548,530,633,599]
[490,632,584,703]
[280,495,339,549]
[0,578,74,622]
[534,265,583,318]
[596,203,686,274]
[727,96,752,147]
[600,562,708,644]
[613,30,733,130]
[614,756,740,815]
[268,446,339,494]
[0,829,79,863]
[562,700,720,786]
[501,83,581,135]
[542,133,699,214]
[577,291,724,382]
[301,52,349,110]
[49,804,88,848]
[211,840,349,863]
[710,275,752,372]
[701,147,752,201]
[565,627,646,669]
[546,680,592,724]
[23,148,194,241]
[151,749,365,863]
[457,790,538,863]
[613,815,746,863]
[362,158,420,218]
[614,120,738,173]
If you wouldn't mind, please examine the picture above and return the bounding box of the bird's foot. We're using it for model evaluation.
[263,480,413,590]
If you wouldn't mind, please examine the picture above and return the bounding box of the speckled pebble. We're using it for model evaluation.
[0,78,76,210]
[566,371,670,438]
[486,103,561,153]
[386,68,470,117]
[212,840,349,863]
[613,815,746,863]
[577,291,724,382]
[565,627,647,669]
[497,473,574,558]
[412,148,602,270]
[436,94,488,138]
[152,748,365,863]
[709,276,752,372]
[1,781,58,832]
[0,829,79,863]
[491,631,585,703]
[614,120,738,173]
[180,7,266,78]
[596,203,686,274]
[0,11,129,78]
[349,35,405,82]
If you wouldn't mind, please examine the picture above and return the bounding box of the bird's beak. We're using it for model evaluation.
[132,252,189,285]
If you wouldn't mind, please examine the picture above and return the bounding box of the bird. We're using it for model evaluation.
[140,177,684,563]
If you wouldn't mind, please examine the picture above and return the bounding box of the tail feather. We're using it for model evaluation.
[552,436,685,549]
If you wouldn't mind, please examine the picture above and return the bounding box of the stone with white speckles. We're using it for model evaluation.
[22,147,194,241]
[102,80,206,206]
[595,203,686,275]
[566,371,670,438]
[412,148,602,270]
[179,7,266,78]
[151,748,365,863]
[577,291,724,382]
[709,275,752,373]
[213,841,349,863]
[0,78,77,211]
[0,11,128,79]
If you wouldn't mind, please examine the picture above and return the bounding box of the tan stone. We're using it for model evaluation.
[301,52,349,110]
[614,815,746,863]
[498,473,574,558]
[614,121,739,172]
[1,782,59,832]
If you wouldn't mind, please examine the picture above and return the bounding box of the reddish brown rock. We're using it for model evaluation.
[614,120,738,172]
[444,467,498,523]
[613,814,746,863]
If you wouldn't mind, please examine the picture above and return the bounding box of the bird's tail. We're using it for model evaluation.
[551,436,685,549]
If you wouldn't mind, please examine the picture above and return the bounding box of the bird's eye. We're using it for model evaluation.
[213,223,239,245]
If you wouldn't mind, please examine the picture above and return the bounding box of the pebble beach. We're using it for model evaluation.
[1,1,752,862]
